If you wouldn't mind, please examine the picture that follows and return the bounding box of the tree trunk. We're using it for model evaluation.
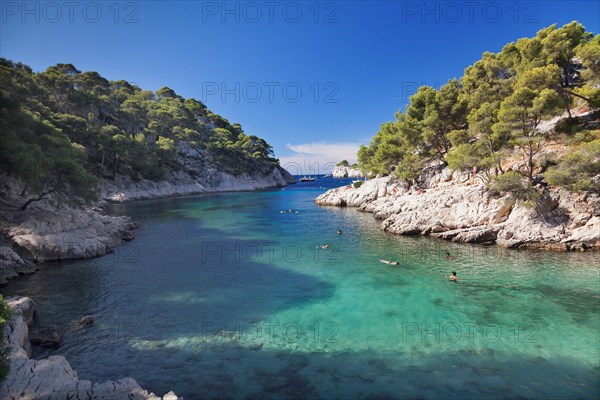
[557,86,593,104]
[99,150,105,178]
[113,154,119,179]
[20,188,55,211]
[527,143,534,181]
[563,99,572,119]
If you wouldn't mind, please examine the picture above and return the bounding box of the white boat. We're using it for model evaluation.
[299,176,315,182]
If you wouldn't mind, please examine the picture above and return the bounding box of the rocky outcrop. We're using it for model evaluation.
[1,296,180,400]
[0,142,295,284]
[99,142,295,203]
[5,204,138,263]
[99,167,293,203]
[0,175,138,285]
[332,166,363,178]
[315,170,600,251]
[0,245,36,286]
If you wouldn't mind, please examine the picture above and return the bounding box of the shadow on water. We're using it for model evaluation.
[532,284,600,324]
[58,333,599,400]
[2,219,336,359]
[3,184,598,399]
[452,281,600,325]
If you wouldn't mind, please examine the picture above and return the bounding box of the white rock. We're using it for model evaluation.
[1,296,181,400]
[332,166,363,178]
[315,167,599,251]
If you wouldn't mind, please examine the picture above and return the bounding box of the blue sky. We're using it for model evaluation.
[1,1,599,173]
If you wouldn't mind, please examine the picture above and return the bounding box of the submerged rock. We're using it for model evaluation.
[1,296,181,400]
[78,315,95,327]
[29,325,64,348]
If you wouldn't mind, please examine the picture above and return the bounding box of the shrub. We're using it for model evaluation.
[353,180,364,189]
[555,117,585,135]
[489,171,541,203]
[545,140,600,191]
[571,129,600,145]
[0,295,12,381]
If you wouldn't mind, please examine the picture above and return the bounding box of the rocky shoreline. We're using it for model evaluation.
[0,151,293,398]
[0,296,180,399]
[99,166,294,203]
[0,162,294,285]
[315,168,600,251]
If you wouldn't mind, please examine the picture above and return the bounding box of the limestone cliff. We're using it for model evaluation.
[0,175,138,285]
[332,166,363,178]
[0,142,295,285]
[315,167,600,251]
[99,142,295,203]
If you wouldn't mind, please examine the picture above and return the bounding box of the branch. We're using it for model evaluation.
[556,86,593,103]
[20,188,56,211]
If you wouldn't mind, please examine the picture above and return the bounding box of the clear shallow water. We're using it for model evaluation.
[3,177,599,399]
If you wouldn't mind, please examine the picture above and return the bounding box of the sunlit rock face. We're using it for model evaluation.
[316,168,600,251]
[332,166,363,178]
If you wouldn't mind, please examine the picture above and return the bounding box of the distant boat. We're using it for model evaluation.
[299,176,315,182]
[323,174,331,178]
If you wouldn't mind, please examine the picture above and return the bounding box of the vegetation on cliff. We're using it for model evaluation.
[357,22,600,194]
[0,295,10,380]
[0,59,280,209]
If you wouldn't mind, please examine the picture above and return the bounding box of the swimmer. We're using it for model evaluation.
[448,271,458,282]
[338,229,343,235]
[380,259,399,266]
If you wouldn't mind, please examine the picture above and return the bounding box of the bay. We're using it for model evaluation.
[3,177,599,399]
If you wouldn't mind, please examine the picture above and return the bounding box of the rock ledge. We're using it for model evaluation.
[0,296,181,400]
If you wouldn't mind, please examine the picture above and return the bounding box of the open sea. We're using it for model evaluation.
[2,176,599,399]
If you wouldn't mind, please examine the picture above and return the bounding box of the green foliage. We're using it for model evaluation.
[572,129,600,145]
[545,140,600,191]
[576,35,600,86]
[447,143,495,172]
[356,21,599,192]
[489,171,541,203]
[0,295,12,381]
[394,153,426,183]
[337,160,350,167]
[353,180,364,189]
[0,58,280,205]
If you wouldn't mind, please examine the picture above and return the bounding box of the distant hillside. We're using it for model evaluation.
[0,59,291,209]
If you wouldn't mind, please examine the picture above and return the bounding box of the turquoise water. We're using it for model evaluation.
[3,178,599,399]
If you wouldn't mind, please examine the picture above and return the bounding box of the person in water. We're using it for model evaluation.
[319,244,329,250]
[446,251,454,260]
[448,271,458,281]
[380,259,399,266]
[337,229,343,235]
